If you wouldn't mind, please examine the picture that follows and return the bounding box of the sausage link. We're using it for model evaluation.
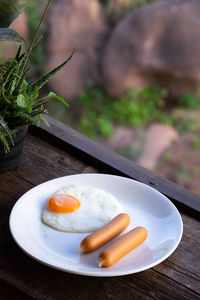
[77,213,130,253]
[99,226,148,267]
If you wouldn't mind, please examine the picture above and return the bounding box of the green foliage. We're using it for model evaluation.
[177,89,200,109]
[162,151,172,161]
[119,144,142,159]
[102,0,155,22]
[0,0,28,43]
[74,85,170,139]
[25,0,41,32]
[193,136,200,148]
[0,46,73,153]
[177,119,199,135]
[25,0,46,76]
[178,166,190,182]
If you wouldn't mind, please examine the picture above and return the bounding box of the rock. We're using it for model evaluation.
[47,0,107,99]
[137,124,178,169]
[105,126,135,151]
[2,12,28,61]
[104,125,148,160]
[102,0,200,98]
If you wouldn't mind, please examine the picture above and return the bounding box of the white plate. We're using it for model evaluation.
[9,173,183,277]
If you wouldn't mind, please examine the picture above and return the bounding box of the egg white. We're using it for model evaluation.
[42,185,124,233]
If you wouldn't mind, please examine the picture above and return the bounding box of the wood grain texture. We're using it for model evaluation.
[33,116,200,214]
[0,212,199,300]
[0,279,34,300]
[0,130,199,300]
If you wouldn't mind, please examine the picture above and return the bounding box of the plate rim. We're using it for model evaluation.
[9,173,183,277]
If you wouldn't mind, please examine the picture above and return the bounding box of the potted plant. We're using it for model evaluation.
[0,0,73,173]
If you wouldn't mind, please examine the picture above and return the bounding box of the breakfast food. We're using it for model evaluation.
[42,185,123,233]
[98,226,148,267]
[77,213,130,253]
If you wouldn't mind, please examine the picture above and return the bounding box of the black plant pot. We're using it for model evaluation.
[0,126,28,174]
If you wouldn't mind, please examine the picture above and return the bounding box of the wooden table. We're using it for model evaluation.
[0,116,200,300]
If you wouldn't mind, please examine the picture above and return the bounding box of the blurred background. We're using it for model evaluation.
[1,0,200,194]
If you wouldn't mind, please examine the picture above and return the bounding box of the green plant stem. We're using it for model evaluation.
[20,0,51,77]
[3,106,7,118]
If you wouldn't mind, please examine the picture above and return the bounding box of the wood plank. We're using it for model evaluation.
[0,279,34,300]
[0,132,199,300]
[0,134,98,190]
[0,216,199,300]
[19,133,92,185]
[154,212,200,294]
[31,116,200,214]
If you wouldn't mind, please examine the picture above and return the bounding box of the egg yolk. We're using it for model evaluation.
[47,194,80,213]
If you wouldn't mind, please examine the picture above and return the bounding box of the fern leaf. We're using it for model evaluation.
[27,50,75,97]
[13,112,38,125]
[1,87,11,104]
[40,115,50,127]
[30,109,46,117]
[32,100,48,110]
[15,45,22,60]
[13,68,30,96]
[42,91,69,107]
[0,115,13,144]
[0,132,10,153]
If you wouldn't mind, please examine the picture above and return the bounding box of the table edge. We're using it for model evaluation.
[29,116,200,215]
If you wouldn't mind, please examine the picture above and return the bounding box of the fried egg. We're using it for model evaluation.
[42,185,123,233]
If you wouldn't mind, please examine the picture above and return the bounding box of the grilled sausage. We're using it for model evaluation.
[77,213,130,253]
[99,226,148,267]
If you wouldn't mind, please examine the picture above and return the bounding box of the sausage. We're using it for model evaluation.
[98,226,148,267]
[77,213,130,253]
